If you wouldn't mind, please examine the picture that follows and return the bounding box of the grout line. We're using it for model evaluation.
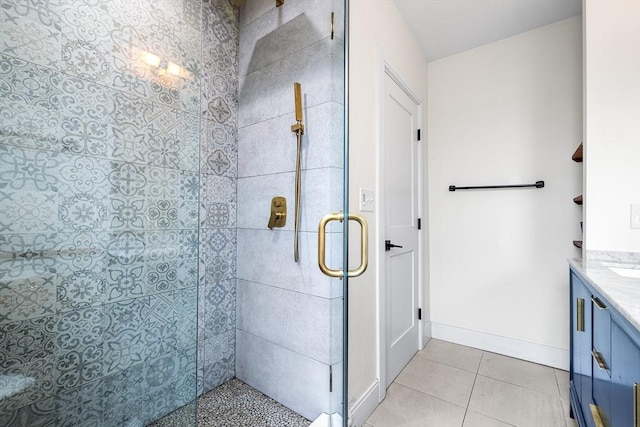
[476,350,485,374]
[461,364,480,427]
[390,382,467,410]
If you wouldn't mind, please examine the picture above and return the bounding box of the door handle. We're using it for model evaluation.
[385,240,403,251]
[318,212,368,278]
[577,298,585,332]
[589,403,605,427]
[592,350,608,371]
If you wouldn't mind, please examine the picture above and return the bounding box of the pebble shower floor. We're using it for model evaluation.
[148,379,311,427]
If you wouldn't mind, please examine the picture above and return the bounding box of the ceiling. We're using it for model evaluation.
[393,0,582,62]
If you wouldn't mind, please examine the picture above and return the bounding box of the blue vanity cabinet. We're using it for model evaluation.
[570,272,594,427]
[610,319,640,427]
[570,264,640,427]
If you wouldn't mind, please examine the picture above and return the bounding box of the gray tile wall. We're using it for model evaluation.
[236,0,345,421]
[0,0,239,425]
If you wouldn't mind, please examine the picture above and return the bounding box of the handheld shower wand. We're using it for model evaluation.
[291,82,304,262]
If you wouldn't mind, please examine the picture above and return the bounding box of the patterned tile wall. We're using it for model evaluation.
[0,0,239,424]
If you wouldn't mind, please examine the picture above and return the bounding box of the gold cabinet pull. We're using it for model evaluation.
[318,212,368,278]
[592,296,607,310]
[634,383,639,427]
[577,297,585,331]
[590,404,605,427]
[592,350,608,371]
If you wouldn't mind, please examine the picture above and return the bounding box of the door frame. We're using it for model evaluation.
[376,62,424,400]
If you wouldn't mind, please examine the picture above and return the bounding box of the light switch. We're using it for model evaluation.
[360,188,374,212]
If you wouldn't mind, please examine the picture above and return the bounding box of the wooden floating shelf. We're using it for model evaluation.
[573,240,583,249]
[572,143,583,162]
[573,195,583,205]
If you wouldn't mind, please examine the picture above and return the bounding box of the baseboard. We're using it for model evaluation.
[423,321,433,345]
[348,380,380,427]
[431,322,569,370]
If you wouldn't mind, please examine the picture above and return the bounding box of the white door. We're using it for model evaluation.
[383,71,420,386]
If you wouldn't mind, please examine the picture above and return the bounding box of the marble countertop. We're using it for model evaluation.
[569,258,640,332]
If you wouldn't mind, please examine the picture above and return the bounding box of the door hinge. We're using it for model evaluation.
[329,365,333,392]
[418,308,422,320]
[417,218,421,230]
[417,129,421,141]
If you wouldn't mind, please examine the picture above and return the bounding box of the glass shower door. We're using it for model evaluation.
[0,0,201,425]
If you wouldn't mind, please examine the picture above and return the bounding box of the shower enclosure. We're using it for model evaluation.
[0,0,348,425]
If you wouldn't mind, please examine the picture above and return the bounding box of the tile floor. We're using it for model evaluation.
[365,339,577,427]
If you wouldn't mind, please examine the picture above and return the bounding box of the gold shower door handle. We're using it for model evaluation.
[318,212,368,278]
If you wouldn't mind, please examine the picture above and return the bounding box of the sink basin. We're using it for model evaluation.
[607,267,640,279]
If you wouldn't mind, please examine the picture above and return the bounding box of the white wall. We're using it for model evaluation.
[428,17,583,369]
[348,0,428,424]
[584,0,640,253]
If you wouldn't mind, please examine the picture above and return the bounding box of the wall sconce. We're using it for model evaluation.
[142,51,190,78]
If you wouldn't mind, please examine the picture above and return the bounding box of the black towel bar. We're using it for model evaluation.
[449,181,545,192]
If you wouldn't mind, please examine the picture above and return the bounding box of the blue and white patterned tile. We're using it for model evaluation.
[140,105,201,172]
[58,75,115,159]
[0,0,62,70]
[57,269,106,313]
[0,233,60,281]
[144,230,181,262]
[0,356,56,413]
[201,119,237,177]
[200,174,236,228]
[146,198,180,230]
[0,274,57,324]
[201,70,237,126]
[146,166,182,199]
[145,197,199,230]
[200,228,237,285]
[109,197,147,231]
[58,192,109,233]
[102,361,148,426]
[0,55,61,150]
[56,232,109,280]
[181,170,200,201]
[147,256,198,295]
[57,153,110,196]
[55,307,105,390]
[0,189,58,234]
[202,329,235,392]
[202,0,238,73]
[104,263,145,303]
[103,296,150,375]
[146,288,198,351]
[0,145,63,193]
[202,280,236,338]
[55,379,104,427]
[0,315,56,372]
[59,0,114,74]
[104,231,146,303]
[106,231,145,266]
[108,161,148,198]
[0,396,56,427]
[103,348,196,425]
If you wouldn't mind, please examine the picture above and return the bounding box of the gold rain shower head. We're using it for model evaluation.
[276,0,284,7]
